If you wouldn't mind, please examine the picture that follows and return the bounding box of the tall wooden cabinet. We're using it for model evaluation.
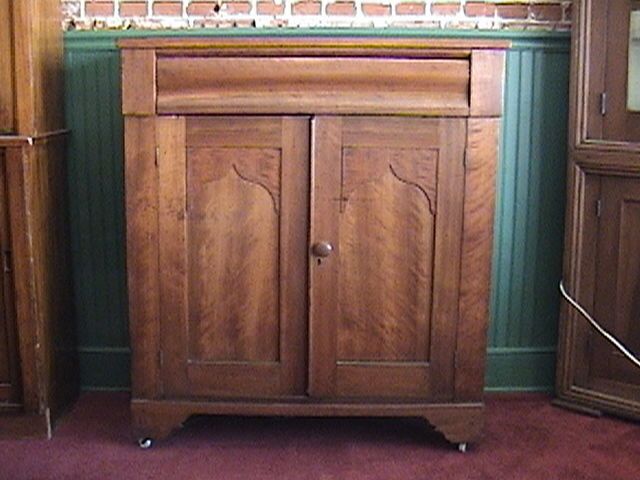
[556,0,640,419]
[0,0,77,437]
[120,37,507,448]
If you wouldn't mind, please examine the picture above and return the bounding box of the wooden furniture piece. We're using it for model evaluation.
[0,0,77,438]
[120,37,507,449]
[556,0,640,419]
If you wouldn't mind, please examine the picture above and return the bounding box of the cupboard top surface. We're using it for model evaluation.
[117,36,510,55]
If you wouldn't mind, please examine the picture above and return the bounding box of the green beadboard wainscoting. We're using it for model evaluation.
[63,29,569,391]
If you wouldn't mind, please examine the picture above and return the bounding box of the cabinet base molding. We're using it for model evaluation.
[554,391,640,422]
[131,399,484,445]
[0,411,51,439]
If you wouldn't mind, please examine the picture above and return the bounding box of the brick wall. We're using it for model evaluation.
[62,0,571,30]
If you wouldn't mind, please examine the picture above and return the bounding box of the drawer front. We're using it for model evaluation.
[156,56,470,116]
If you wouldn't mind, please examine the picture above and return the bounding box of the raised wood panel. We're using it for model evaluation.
[0,0,14,133]
[157,57,470,116]
[336,148,436,362]
[186,147,280,362]
[590,178,640,388]
[309,116,465,400]
[159,116,309,398]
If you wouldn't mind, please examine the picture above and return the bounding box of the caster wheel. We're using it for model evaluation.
[138,437,153,449]
[458,443,468,453]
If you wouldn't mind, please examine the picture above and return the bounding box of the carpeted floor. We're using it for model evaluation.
[0,393,638,479]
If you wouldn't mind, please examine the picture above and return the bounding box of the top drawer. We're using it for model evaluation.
[156,56,470,116]
[120,37,508,117]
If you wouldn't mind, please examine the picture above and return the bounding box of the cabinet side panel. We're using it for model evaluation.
[125,117,161,400]
[456,118,499,401]
[12,0,64,134]
[23,137,77,418]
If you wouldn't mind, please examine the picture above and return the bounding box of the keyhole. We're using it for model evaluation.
[317,258,323,266]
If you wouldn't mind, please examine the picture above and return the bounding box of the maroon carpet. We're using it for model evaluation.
[0,393,637,479]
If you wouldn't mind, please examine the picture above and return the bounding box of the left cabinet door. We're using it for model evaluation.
[0,149,19,405]
[156,116,310,398]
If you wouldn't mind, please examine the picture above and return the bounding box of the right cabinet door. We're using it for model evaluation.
[588,176,640,399]
[309,116,466,400]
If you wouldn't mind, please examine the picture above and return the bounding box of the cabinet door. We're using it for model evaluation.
[0,149,19,404]
[309,117,466,400]
[158,116,309,398]
[588,177,640,398]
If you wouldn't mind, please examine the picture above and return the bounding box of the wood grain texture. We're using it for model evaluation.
[0,0,14,133]
[0,134,76,433]
[556,0,640,421]
[125,117,161,400]
[0,0,75,438]
[119,36,510,53]
[122,50,156,116]
[470,50,506,117]
[309,116,465,400]
[157,57,470,116]
[186,146,280,361]
[121,38,506,444]
[455,118,499,402]
[11,0,64,134]
[156,116,309,398]
[590,178,640,390]
[132,398,485,444]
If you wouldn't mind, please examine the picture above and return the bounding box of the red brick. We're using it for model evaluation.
[496,4,529,20]
[530,4,563,22]
[395,2,425,15]
[326,1,356,15]
[120,2,147,16]
[257,1,285,15]
[153,2,183,16]
[431,2,460,16]
[222,1,252,14]
[564,2,572,22]
[292,1,321,15]
[362,3,391,16]
[464,2,496,17]
[187,1,221,15]
[85,1,114,16]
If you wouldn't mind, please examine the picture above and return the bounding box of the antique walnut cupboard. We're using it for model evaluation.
[119,37,507,449]
[0,0,77,437]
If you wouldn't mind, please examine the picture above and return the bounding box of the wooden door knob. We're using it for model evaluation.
[312,242,333,257]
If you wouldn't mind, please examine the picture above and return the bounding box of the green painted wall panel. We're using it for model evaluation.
[63,30,569,391]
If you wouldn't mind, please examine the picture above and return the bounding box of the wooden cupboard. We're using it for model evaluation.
[0,0,77,437]
[556,0,640,419]
[120,37,507,449]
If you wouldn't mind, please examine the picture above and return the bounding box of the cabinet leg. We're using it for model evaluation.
[421,405,484,446]
[132,402,189,442]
